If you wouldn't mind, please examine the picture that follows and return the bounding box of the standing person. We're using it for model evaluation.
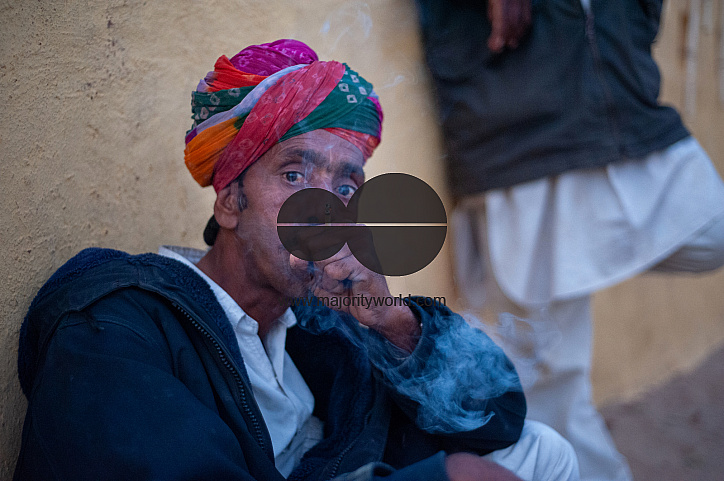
[415,1,724,480]
[14,39,579,480]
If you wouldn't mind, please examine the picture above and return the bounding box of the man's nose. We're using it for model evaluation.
[307,176,332,192]
[306,177,350,203]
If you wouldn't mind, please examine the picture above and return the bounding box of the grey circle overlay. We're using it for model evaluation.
[277,173,447,276]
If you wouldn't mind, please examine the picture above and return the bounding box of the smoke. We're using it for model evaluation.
[464,309,562,391]
[380,74,405,91]
[316,2,413,95]
[319,3,373,54]
[294,294,368,351]
[295,298,523,434]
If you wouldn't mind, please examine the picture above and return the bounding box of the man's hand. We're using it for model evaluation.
[446,453,524,481]
[289,245,421,352]
[487,0,532,52]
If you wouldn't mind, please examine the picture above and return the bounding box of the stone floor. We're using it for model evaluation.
[600,344,724,481]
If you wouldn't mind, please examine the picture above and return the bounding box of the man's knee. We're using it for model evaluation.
[654,213,724,273]
[523,420,579,480]
[485,420,580,481]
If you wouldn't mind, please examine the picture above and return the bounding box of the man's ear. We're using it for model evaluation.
[214,183,241,230]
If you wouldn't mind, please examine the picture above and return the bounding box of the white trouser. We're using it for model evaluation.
[461,211,724,481]
[484,419,580,481]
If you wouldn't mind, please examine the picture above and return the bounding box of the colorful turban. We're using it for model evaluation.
[184,39,383,192]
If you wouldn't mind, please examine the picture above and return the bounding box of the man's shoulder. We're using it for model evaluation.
[19,247,226,392]
[24,247,234,339]
[31,247,205,312]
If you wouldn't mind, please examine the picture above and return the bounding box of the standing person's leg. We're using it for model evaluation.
[452,204,633,481]
[478,277,633,481]
[521,297,633,481]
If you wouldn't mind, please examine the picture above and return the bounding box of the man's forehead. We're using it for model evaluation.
[271,131,366,175]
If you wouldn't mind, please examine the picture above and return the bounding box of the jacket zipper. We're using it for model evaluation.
[327,438,357,480]
[171,302,270,459]
[585,7,623,154]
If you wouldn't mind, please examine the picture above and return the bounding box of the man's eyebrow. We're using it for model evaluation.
[337,162,365,180]
[280,149,365,179]
[282,149,326,168]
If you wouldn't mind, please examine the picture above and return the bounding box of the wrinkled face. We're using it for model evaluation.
[233,130,366,298]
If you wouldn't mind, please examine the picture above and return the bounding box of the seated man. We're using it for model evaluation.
[14,40,577,481]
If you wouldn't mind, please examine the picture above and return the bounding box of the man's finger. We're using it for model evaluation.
[487,0,532,52]
[307,242,354,271]
[322,255,366,293]
[289,253,310,272]
[487,0,507,52]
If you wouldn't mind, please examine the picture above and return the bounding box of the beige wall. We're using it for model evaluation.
[0,0,723,476]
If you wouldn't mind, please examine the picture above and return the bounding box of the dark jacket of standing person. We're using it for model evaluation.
[416,0,689,196]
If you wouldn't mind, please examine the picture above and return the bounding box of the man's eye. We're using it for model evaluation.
[337,184,356,197]
[284,172,304,183]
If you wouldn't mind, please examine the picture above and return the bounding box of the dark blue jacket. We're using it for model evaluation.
[15,248,525,480]
[416,0,690,196]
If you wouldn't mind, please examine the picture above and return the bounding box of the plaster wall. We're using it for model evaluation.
[1,0,723,477]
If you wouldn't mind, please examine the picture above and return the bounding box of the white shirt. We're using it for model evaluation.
[158,246,323,477]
